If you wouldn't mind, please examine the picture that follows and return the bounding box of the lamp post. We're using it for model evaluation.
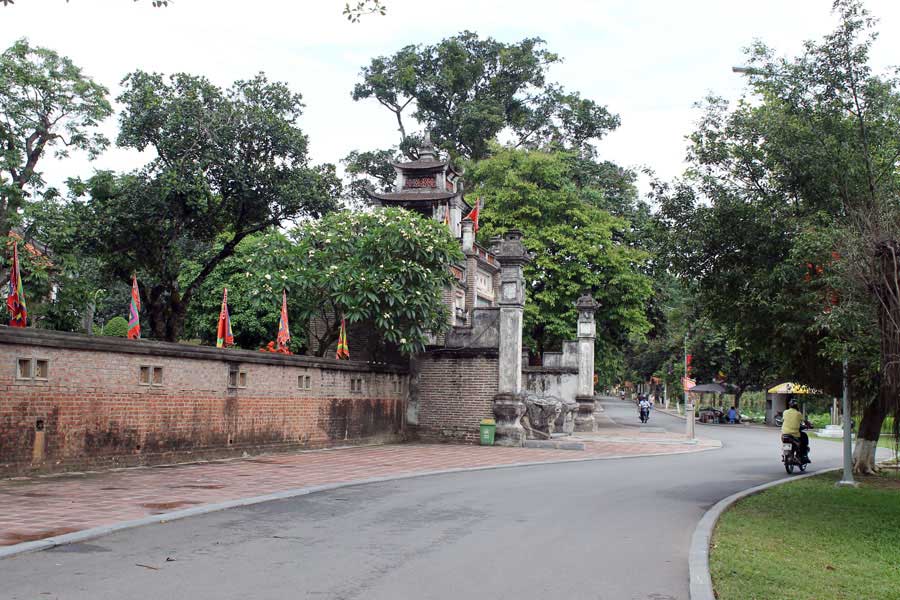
[684,333,695,440]
[837,354,858,487]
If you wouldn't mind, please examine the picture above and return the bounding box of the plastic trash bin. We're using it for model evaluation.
[479,418,496,446]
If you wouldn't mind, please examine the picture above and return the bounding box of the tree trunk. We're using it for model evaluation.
[734,387,743,410]
[853,400,885,475]
[856,241,900,474]
[82,301,95,335]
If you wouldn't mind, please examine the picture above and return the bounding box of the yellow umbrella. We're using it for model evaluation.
[767,382,820,394]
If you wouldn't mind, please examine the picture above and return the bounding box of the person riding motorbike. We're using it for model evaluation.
[638,396,652,422]
[781,398,811,464]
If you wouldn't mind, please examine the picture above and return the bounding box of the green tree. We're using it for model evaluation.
[351,32,618,161]
[74,71,339,342]
[0,39,111,271]
[184,209,462,356]
[468,146,652,376]
[657,0,900,472]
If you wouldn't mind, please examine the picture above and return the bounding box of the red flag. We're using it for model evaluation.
[277,289,290,350]
[6,242,27,327]
[216,288,234,348]
[464,198,480,233]
[127,274,141,339]
[336,318,349,359]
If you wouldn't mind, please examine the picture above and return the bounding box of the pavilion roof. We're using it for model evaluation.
[367,190,457,202]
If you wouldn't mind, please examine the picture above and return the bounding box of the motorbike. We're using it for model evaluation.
[781,421,812,474]
[639,406,650,423]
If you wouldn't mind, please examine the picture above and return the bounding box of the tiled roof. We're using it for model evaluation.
[391,159,448,170]
[367,190,457,202]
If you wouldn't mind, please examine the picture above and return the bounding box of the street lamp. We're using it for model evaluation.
[684,333,695,440]
[837,354,858,487]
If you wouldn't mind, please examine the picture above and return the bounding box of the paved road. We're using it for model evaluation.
[1,400,845,600]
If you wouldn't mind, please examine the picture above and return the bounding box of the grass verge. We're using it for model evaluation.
[811,433,897,450]
[710,469,900,600]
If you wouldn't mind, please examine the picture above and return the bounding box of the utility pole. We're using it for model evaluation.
[837,354,857,487]
[685,333,695,440]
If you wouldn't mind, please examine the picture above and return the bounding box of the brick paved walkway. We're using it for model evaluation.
[0,435,718,549]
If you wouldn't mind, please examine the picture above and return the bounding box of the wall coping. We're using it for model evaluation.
[421,347,499,359]
[523,366,578,375]
[0,326,408,374]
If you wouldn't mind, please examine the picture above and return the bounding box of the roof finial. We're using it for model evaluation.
[419,130,437,160]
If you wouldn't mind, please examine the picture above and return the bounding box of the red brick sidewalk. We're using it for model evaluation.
[0,437,718,550]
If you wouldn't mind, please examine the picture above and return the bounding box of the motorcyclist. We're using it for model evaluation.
[781,398,811,464]
[638,396,652,422]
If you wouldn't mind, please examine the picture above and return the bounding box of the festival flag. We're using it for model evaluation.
[216,288,234,348]
[464,198,480,233]
[277,289,290,350]
[443,203,451,227]
[336,318,350,359]
[127,274,141,339]
[6,242,27,327]
[681,377,696,391]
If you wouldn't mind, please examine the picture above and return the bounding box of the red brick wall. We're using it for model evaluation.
[0,328,407,476]
[414,351,498,443]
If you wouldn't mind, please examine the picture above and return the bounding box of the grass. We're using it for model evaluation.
[710,469,900,600]
[812,433,897,450]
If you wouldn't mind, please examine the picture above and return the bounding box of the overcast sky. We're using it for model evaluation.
[4,0,900,198]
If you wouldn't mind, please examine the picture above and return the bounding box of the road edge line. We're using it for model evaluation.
[688,466,841,600]
[0,444,720,560]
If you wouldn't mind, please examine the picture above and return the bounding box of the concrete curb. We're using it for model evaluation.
[0,444,721,561]
[688,467,841,600]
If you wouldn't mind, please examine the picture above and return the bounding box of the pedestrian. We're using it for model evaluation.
[727,406,737,424]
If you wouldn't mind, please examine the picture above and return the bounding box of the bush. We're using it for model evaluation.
[806,412,832,429]
[102,316,129,337]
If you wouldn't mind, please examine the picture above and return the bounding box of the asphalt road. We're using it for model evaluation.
[1,400,847,600]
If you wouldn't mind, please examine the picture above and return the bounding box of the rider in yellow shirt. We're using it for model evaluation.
[781,399,810,463]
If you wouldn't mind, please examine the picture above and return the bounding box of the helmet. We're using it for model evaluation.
[788,399,799,410]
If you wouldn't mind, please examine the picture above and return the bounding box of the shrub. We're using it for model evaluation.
[806,412,832,429]
[102,316,129,337]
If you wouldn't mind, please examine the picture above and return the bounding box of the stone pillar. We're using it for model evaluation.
[493,229,529,446]
[461,218,477,323]
[574,294,599,432]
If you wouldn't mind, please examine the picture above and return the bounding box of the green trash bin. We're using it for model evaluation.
[479,418,496,446]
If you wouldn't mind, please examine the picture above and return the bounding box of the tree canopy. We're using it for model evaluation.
[72,71,340,341]
[469,146,652,379]
[184,209,462,357]
[0,39,111,260]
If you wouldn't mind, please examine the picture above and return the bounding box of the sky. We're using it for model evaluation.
[4,0,900,198]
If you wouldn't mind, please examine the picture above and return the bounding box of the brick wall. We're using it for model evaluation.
[0,327,407,476]
[413,349,499,443]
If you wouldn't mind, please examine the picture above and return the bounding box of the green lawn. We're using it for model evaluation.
[812,433,897,450]
[710,470,900,600]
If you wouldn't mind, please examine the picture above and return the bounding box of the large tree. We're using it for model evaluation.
[658,0,900,472]
[74,71,339,341]
[469,146,652,377]
[0,39,111,272]
[184,209,461,356]
[345,32,622,204]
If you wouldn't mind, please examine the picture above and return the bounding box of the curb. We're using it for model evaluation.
[688,467,841,600]
[0,444,722,561]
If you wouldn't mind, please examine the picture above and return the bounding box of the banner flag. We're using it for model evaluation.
[336,318,350,359]
[464,198,480,233]
[127,274,141,339]
[216,288,234,348]
[277,289,290,350]
[6,242,27,328]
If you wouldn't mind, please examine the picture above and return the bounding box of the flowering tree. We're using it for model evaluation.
[185,209,462,356]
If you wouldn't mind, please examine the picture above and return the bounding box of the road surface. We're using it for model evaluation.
[1,399,846,600]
